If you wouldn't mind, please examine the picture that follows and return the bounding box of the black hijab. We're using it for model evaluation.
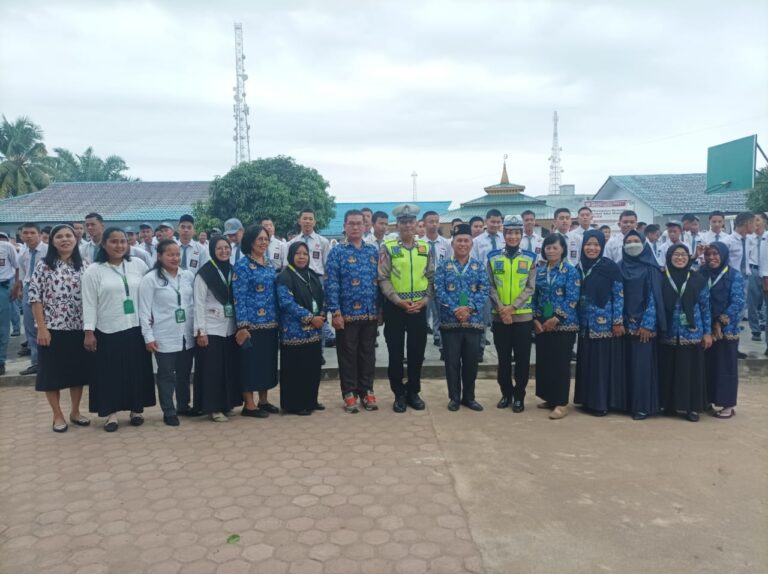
[619,230,667,332]
[699,241,732,320]
[579,229,622,308]
[662,244,706,330]
[196,236,233,306]
[277,242,324,314]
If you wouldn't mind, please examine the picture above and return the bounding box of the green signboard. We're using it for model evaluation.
[706,135,757,193]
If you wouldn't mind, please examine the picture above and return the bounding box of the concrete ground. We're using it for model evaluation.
[1,375,765,574]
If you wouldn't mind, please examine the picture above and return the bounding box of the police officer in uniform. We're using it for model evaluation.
[378,204,435,413]
[488,215,536,413]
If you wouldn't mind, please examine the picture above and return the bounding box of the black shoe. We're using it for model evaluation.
[0,365,5,376]
[297,409,312,416]
[313,403,326,411]
[325,339,337,348]
[461,400,484,412]
[17,348,31,357]
[497,396,511,409]
[426,326,433,335]
[512,399,524,413]
[320,356,326,365]
[242,407,269,418]
[393,397,407,413]
[632,412,648,421]
[447,400,460,411]
[685,411,700,422]
[21,340,28,348]
[104,421,118,432]
[439,350,445,361]
[433,339,440,347]
[591,409,608,417]
[737,351,747,359]
[163,415,180,426]
[177,408,201,417]
[130,414,144,426]
[258,402,280,414]
[406,393,425,410]
[10,330,20,337]
[19,365,37,375]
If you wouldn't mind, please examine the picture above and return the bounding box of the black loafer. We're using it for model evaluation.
[19,365,37,375]
[406,394,425,410]
[447,400,460,411]
[462,400,484,412]
[242,407,269,418]
[163,415,180,426]
[393,397,407,413]
[686,411,700,422]
[512,399,524,413]
[104,421,118,432]
[497,396,511,409]
[632,412,648,421]
[313,403,326,411]
[130,414,144,427]
[258,403,280,414]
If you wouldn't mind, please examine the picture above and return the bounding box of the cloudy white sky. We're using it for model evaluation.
[2,0,767,205]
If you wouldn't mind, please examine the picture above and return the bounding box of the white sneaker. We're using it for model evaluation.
[211,412,229,422]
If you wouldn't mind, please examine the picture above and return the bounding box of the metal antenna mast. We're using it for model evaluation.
[411,171,418,201]
[548,111,563,195]
[233,22,251,165]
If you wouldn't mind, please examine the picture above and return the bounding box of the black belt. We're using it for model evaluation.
[0,280,9,288]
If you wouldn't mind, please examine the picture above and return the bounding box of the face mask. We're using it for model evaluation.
[623,242,644,257]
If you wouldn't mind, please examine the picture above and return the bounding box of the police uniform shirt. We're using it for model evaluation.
[177,240,209,274]
[0,241,18,282]
[378,239,436,305]
[471,230,504,264]
[286,231,331,276]
[424,234,453,266]
[267,236,286,271]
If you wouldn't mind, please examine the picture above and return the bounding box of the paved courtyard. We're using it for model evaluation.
[0,375,766,574]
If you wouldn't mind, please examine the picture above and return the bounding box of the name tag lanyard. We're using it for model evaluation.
[289,264,320,314]
[451,258,471,307]
[108,262,135,315]
[542,262,562,319]
[165,273,187,323]
[665,269,690,326]
[211,260,235,317]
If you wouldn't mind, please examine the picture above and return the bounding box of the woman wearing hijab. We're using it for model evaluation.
[532,234,580,420]
[620,230,666,420]
[573,229,626,416]
[193,236,242,421]
[276,242,325,415]
[702,241,745,419]
[659,245,712,421]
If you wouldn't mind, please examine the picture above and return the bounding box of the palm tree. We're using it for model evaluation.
[0,115,52,197]
[50,146,134,182]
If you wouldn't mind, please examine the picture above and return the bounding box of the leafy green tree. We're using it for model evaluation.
[49,146,134,182]
[0,115,52,197]
[746,166,768,212]
[195,156,335,237]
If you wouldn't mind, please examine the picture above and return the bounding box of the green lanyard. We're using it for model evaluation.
[708,266,729,289]
[161,271,186,323]
[451,258,470,306]
[665,269,690,326]
[107,262,135,314]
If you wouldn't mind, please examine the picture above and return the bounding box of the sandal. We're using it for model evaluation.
[714,408,735,419]
[69,414,91,426]
[52,421,68,433]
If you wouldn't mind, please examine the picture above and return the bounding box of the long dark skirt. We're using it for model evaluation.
[279,341,322,413]
[88,327,156,417]
[535,331,576,406]
[659,343,706,413]
[239,328,278,392]
[36,330,89,392]
[193,335,243,414]
[706,339,739,408]
[625,335,659,416]
[574,335,626,412]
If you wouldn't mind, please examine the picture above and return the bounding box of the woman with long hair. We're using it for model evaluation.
[82,227,155,431]
[138,239,196,426]
[28,224,90,432]
[193,236,242,421]
[276,242,325,415]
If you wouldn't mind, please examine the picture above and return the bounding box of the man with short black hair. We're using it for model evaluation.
[422,210,452,353]
[468,216,484,238]
[725,212,756,357]
[644,224,664,266]
[81,212,105,263]
[552,207,582,266]
[366,211,389,250]
[605,210,638,262]
[177,214,208,274]
[702,210,729,243]
[260,217,286,272]
[361,207,374,241]
[575,206,593,235]
[746,213,767,341]
[520,210,543,263]
[660,220,684,266]
[13,223,48,376]
[470,209,503,263]
[138,223,157,266]
[0,230,19,376]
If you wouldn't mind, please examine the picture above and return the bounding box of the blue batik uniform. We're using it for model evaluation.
[434,257,489,330]
[325,241,380,322]
[661,288,712,346]
[715,271,746,340]
[232,256,278,330]
[578,279,624,338]
[532,261,580,331]
[276,283,322,346]
[624,281,658,336]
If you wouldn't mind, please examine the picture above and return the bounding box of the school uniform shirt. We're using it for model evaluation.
[532,261,581,332]
[138,269,196,352]
[520,232,543,263]
[746,232,764,275]
[604,233,629,263]
[0,241,18,282]
[700,230,730,244]
[177,240,209,274]
[759,232,768,279]
[267,236,287,272]
[82,258,149,333]
[364,234,388,251]
[563,231,583,267]
[724,231,750,276]
[130,246,153,269]
[424,234,453,266]
[79,240,102,265]
[232,257,278,330]
[471,230,503,264]
[139,242,158,267]
[19,242,49,284]
[285,232,331,276]
[193,274,236,338]
[229,242,245,265]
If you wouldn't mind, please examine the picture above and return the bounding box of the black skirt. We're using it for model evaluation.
[574,335,626,412]
[625,335,659,416]
[706,339,739,408]
[239,328,278,392]
[535,331,576,407]
[193,335,243,414]
[280,341,322,413]
[659,343,706,413]
[88,327,156,417]
[36,330,89,391]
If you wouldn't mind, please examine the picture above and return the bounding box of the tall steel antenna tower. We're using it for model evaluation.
[411,171,418,201]
[232,22,251,165]
[548,111,563,195]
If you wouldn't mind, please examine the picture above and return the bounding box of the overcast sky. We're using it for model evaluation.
[2,0,766,206]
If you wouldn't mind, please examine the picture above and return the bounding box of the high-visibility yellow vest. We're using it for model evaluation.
[488,252,533,314]
[384,239,430,301]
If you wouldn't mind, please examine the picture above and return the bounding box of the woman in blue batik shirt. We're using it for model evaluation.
[573,229,626,416]
[276,242,325,415]
[434,224,489,412]
[702,241,745,419]
[532,234,580,420]
[620,230,666,420]
[658,244,712,422]
[233,225,279,419]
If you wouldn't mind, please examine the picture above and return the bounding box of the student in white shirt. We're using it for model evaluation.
[422,210,453,352]
[0,231,19,376]
[551,207,582,266]
[197,231,208,248]
[725,212,755,276]
[604,210,638,263]
[574,206,593,237]
[139,239,196,426]
[361,207,374,243]
[644,224,664,267]
[365,211,390,251]
[659,221,684,267]
[468,216,485,240]
[701,210,730,244]
[758,216,768,355]
[261,217,286,272]
[138,223,158,266]
[470,209,503,263]
[82,227,154,432]
[176,214,209,274]
[520,210,543,263]
[746,212,766,341]
[80,212,106,264]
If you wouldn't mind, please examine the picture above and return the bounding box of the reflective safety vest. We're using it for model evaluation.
[488,252,533,314]
[384,239,430,301]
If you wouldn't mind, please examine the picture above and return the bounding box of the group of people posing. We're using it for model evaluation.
[0,203,758,433]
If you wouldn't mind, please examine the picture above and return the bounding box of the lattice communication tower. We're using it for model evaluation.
[233,22,251,165]
[548,111,563,194]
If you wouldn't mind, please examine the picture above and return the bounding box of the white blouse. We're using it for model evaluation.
[193,274,236,338]
[82,258,149,333]
[138,269,196,353]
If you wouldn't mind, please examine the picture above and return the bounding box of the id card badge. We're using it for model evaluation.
[123,299,135,314]
[542,302,554,319]
[311,299,320,314]
[458,292,469,307]
[223,303,235,318]
[679,313,688,327]
[175,308,187,323]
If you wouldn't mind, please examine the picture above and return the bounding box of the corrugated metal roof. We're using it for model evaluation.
[320,201,452,236]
